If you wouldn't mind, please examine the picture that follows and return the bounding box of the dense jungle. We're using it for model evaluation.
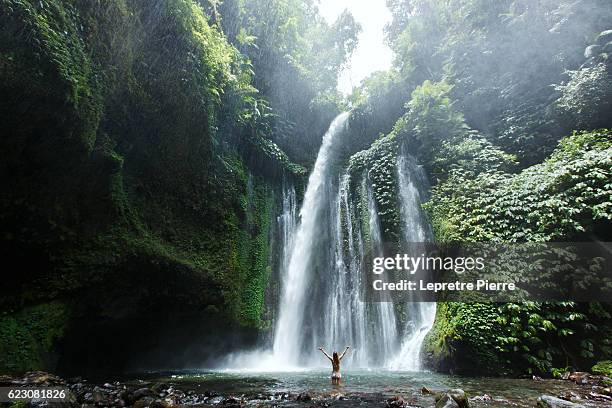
[1,0,612,407]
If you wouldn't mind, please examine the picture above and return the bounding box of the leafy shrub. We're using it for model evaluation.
[555,64,612,130]
[393,80,468,166]
[592,360,612,377]
[426,130,612,243]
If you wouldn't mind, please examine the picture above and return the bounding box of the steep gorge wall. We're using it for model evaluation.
[0,0,302,375]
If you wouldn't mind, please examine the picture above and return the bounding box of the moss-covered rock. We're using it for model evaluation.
[0,302,70,373]
[0,0,302,374]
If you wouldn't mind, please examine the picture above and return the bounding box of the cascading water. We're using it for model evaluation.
[226,113,435,371]
[277,182,298,305]
[269,112,402,368]
[272,112,350,366]
[365,176,399,365]
[389,153,436,370]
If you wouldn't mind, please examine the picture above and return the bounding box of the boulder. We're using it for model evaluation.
[568,372,611,386]
[596,30,612,45]
[448,389,470,408]
[133,387,156,400]
[536,395,585,408]
[435,389,470,408]
[0,376,14,386]
[151,382,169,393]
[584,44,601,58]
[296,392,312,401]
[133,396,155,408]
[387,395,408,407]
[436,394,460,408]
[18,371,66,386]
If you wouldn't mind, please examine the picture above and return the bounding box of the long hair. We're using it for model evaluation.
[332,351,340,365]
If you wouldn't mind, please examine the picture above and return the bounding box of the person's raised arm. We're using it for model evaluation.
[339,346,350,360]
[318,347,333,361]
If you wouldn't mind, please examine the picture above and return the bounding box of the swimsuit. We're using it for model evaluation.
[331,371,341,379]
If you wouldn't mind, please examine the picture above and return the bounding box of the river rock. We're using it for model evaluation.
[92,389,106,404]
[16,371,66,386]
[435,389,470,408]
[436,394,460,408]
[448,389,469,408]
[568,372,611,386]
[151,382,169,393]
[0,375,14,386]
[536,395,585,408]
[222,395,243,407]
[133,387,156,400]
[596,30,612,45]
[133,396,155,408]
[296,392,312,401]
[119,389,134,405]
[469,394,491,402]
[387,395,407,407]
[584,45,601,58]
[588,391,612,402]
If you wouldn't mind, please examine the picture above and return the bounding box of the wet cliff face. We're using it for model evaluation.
[0,0,303,375]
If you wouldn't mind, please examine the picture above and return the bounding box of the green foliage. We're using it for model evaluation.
[348,0,612,377]
[383,0,612,165]
[218,0,360,163]
[422,129,612,375]
[426,130,612,243]
[234,174,276,328]
[0,0,101,150]
[349,134,401,242]
[348,71,410,155]
[555,63,612,130]
[0,0,310,373]
[424,302,508,375]
[492,302,587,375]
[592,360,612,377]
[393,80,467,165]
[430,131,518,181]
[0,303,70,374]
[425,300,611,376]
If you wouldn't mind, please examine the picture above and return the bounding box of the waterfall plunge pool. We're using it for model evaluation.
[113,369,607,407]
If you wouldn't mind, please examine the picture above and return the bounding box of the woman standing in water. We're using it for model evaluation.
[318,346,350,385]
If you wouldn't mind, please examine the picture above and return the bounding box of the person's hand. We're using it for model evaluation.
[346,346,350,350]
[318,347,323,351]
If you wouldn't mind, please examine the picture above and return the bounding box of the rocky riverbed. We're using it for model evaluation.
[1,371,611,408]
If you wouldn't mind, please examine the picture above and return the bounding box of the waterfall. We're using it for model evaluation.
[365,176,399,366]
[277,183,297,291]
[270,112,401,368]
[225,114,435,371]
[271,112,350,366]
[389,153,436,371]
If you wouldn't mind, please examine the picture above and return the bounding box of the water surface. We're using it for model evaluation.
[128,369,604,407]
